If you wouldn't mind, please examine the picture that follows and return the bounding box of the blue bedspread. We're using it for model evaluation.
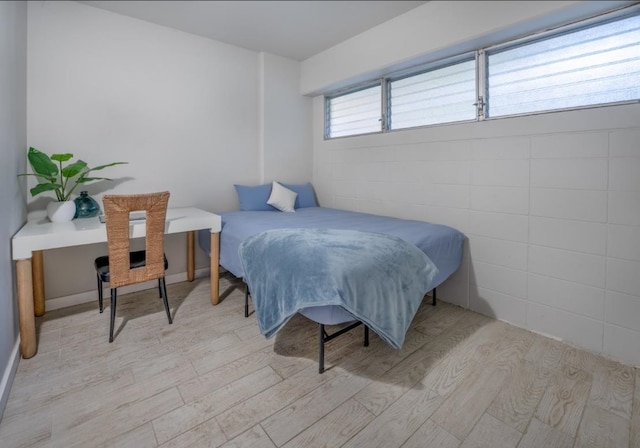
[198,207,465,288]
[239,228,439,349]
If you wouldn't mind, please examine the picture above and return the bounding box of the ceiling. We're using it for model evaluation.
[78,1,427,61]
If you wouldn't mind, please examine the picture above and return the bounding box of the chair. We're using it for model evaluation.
[94,191,172,342]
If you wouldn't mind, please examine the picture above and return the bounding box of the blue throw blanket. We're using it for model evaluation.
[239,228,439,349]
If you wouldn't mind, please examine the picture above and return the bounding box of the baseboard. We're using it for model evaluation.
[46,268,210,311]
[0,338,20,423]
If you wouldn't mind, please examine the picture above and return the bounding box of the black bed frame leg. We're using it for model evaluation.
[318,321,368,374]
[318,324,325,374]
[432,287,437,306]
[244,284,250,318]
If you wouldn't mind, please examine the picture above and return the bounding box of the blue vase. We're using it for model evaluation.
[74,191,100,218]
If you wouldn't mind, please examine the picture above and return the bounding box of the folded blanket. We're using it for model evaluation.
[239,228,439,349]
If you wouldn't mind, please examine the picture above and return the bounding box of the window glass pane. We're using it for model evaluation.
[389,59,476,130]
[488,14,640,117]
[327,85,381,138]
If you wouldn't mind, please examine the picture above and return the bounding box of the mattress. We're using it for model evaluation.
[198,206,465,324]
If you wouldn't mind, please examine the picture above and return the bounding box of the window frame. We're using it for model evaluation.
[324,81,383,140]
[482,6,640,120]
[323,4,640,140]
[385,52,478,131]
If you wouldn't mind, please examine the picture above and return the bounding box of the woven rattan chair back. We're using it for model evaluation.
[102,191,170,289]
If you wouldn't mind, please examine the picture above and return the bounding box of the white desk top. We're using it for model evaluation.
[12,207,221,260]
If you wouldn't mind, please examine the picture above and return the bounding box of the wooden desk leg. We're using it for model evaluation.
[187,231,195,282]
[210,232,220,305]
[32,250,45,316]
[16,259,37,358]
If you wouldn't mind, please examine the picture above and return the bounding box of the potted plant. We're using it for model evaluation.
[18,147,127,222]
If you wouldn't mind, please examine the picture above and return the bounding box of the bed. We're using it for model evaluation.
[199,201,466,372]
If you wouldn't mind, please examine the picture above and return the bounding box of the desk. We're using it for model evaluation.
[12,207,222,359]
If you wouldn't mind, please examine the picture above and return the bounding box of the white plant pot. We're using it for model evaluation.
[47,201,76,223]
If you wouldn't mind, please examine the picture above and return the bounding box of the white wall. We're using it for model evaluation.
[301,0,632,95]
[28,1,260,213]
[313,99,640,367]
[310,1,640,367]
[26,1,311,304]
[0,0,27,420]
[260,52,313,184]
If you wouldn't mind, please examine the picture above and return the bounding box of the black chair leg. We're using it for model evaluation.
[97,275,104,313]
[161,277,172,324]
[158,279,163,298]
[364,325,369,347]
[109,288,117,343]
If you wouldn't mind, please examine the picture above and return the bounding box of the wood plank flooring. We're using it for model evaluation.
[0,276,637,447]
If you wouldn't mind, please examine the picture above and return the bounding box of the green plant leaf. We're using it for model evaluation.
[19,147,127,200]
[51,153,74,162]
[61,160,88,178]
[30,183,62,196]
[27,147,58,178]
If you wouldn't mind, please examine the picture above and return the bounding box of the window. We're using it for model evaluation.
[324,7,640,139]
[325,84,381,138]
[486,13,640,117]
[389,58,476,130]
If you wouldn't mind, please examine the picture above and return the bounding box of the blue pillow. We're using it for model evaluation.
[234,184,277,211]
[280,182,318,208]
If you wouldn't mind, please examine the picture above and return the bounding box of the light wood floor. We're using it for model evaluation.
[1,276,639,448]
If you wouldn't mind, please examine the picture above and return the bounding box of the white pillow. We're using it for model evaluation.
[267,181,297,212]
